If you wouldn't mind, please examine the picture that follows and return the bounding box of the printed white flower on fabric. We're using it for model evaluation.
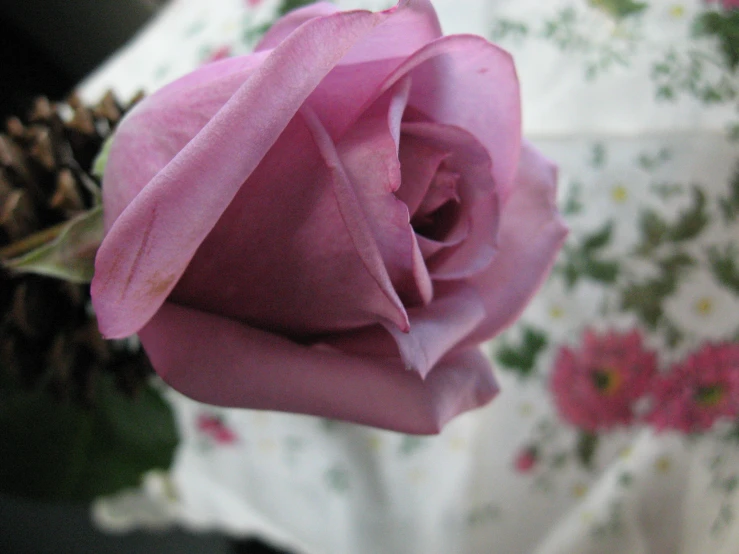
[662,269,739,342]
[521,277,610,342]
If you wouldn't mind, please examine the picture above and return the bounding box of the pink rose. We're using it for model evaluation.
[91,0,566,434]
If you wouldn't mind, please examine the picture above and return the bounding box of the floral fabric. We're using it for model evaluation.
[84,1,739,553]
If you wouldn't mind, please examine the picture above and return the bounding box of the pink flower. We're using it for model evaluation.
[204,45,232,64]
[196,414,238,444]
[513,446,538,473]
[550,330,657,432]
[706,0,739,9]
[647,342,739,433]
[91,1,566,434]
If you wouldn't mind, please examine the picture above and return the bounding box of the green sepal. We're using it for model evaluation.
[1,206,103,284]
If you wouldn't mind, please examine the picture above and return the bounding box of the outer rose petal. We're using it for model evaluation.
[139,303,498,434]
[99,52,269,227]
[170,112,407,336]
[257,0,442,66]
[92,9,389,339]
[377,35,521,200]
[254,2,340,51]
[320,282,486,377]
[463,141,568,345]
[305,0,442,138]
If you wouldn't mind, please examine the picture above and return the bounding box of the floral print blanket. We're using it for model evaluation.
[82,0,739,553]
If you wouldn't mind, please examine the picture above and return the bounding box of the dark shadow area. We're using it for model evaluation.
[0,0,160,120]
[0,494,229,554]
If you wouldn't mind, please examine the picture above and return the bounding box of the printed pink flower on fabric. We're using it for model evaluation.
[707,0,739,9]
[513,446,538,473]
[196,414,238,444]
[91,0,567,434]
[648,342,739,433]
[550,329,657,432]
[204,45,232,64]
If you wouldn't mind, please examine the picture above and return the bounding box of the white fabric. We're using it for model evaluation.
[86,1,739,553]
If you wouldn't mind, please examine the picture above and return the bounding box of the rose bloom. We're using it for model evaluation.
[647,342,739,433]
[91,0,567,433]
[550,329,657,432]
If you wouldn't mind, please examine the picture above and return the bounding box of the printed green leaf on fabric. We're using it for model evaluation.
[495,326,548,378]
[558,221,620,288]
[719,165,739,222]
[278,0,328,16]
[669,187,708,242]
[709,245,739,295]
[694,10,739,71]
[621,253,695,329]
[587,0,647,19]
[575,431,599,469]
[635,187,708,255]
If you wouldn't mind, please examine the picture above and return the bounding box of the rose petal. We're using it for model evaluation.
[322,282,486,377]
[306,0,443,138]
[254,2,340,51]
[337,0,442,66]
[301,106,409,332]
[92,9,388,339]
[463,141,569,345]
[255,0,442,64]
[395,133,449,216]
[334,79,433,307]
[169,113,410,336]
[99,52,269,228]
[378,35,521,200]
[382,283,487,377]
[402,121,499,280]
[139,302,498,434]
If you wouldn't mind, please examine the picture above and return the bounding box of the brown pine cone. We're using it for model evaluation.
[0,91,151,405]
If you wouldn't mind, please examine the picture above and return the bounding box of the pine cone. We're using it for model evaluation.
[0,91,151,405]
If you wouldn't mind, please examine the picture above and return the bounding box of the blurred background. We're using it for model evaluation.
[0,0,165,120]
[0,2,281,552]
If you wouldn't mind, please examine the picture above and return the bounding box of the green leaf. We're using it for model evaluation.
[668,187,708,242]
[576,431,599,470]
[590,142,607,168]
[562,180,584,215]
[637,210,668,254]
[91,135,114,181]
[621,282,665,328]
[494,326,548,377]
[0,374,177,501]
[719,164,739,222]
[1,206,103,284]
[620,254,692,329]
[582,222,614,252]
[583,259,619,283]
[588,0,647,19]
[278,0,324,16]
[664,321,684,348]
[398,435,427,456]
[562,260,581,289]
[489,19,529,41]
[709,245,739,294]
[695,11,739,71]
